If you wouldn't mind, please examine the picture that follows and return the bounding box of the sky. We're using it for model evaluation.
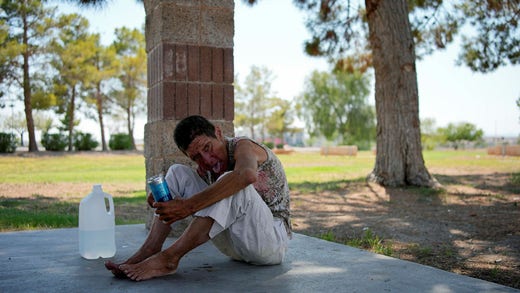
[3,0,519,140]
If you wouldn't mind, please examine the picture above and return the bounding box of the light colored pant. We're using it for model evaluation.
[165,164,288,265]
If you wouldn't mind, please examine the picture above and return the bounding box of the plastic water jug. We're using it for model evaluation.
[79,185,116,259]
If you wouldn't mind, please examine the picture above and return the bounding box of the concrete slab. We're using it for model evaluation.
[1,224,517,293]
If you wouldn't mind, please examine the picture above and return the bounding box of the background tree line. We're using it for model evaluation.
[235,64,377,150]
[234,64,487,151]
[0,0,146,152]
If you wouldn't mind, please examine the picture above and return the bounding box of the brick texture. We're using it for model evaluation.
[212,48,223,83]
[148,43,233,121]
[200,46,212,83]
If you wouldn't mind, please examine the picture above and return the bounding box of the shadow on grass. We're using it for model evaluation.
[289,177,366,193]
[434,172,520,195]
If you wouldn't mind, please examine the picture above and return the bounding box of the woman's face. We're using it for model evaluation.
[185,129,228,176]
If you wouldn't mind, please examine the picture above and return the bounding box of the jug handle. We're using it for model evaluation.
[105,193,115,216]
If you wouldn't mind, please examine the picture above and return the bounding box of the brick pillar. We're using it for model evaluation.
[143,0,235,230]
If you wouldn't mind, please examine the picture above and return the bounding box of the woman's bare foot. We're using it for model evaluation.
[120,251,179,282]
[114,216,212,281]
[105,245,162,278]
[104,261,127,279]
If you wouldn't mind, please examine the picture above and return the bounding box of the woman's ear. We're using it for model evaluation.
[215,126,223,140]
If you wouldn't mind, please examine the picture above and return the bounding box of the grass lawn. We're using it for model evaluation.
[0,152,145,184]
[0,149,518,231]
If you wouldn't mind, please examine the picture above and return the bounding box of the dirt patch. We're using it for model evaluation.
[0,182,144,199]
[291,171,520,289]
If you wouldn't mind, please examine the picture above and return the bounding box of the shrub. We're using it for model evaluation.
[355,140,373,151]
[41,132,68,151]
[109,133,133,150]
[263,141,274,149]
[0,132,17,153]
[276,143,284,149]
[74,132,99,151]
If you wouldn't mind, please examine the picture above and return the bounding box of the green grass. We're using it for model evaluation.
[1,149,519,231]
[423,150,520,172]
[0,195,80,231]
[346,228,393,256]
[0,153,145,183]
[319,228,393,256]
[2,150,518,185]
[0,191,147,231]
[319,231,337,242]
[279,151,374,184]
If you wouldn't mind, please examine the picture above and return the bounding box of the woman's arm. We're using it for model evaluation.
[154,139,267,224]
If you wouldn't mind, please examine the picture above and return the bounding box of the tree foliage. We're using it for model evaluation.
[292,0,519,73]
[455,1,520,72]
[50,13,97,151]
[0,1,148,152]
[438,122,484,149]
[109,27,146,150]
[0,0,61,151]
[76,33,118,151]
[0,17,11,101]
[420,117,441,150]
[235,65,276,140]
[265,97,296,145]
[298,70,375,149]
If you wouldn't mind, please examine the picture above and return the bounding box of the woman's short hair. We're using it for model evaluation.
[174,115,216,152]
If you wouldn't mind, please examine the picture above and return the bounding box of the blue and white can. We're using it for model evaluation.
[147,174,173,202]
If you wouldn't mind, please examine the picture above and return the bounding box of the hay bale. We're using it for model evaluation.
[506,145,520,156]
[320,145,358,156]
[487,145,520,156]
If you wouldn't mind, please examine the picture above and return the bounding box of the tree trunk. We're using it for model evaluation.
[249,124,255,140]
[22,12,38,152]
[68,87,76,152]
[23,79,38,152]
[127,107,136,150]
[365,0,437,187]
[96,83,107,151]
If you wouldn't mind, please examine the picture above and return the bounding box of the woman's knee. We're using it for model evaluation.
[165,164,207,198]
[166,164,193,177]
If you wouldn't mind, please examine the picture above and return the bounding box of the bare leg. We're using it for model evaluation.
[105,216,171,278]
[120,216,213,281]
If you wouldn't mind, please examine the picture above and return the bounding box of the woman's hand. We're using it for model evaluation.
[153,198,192,225]
[146,193,155,208]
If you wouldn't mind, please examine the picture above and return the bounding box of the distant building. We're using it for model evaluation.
[483,136,518,147]
[284,129,304,147]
